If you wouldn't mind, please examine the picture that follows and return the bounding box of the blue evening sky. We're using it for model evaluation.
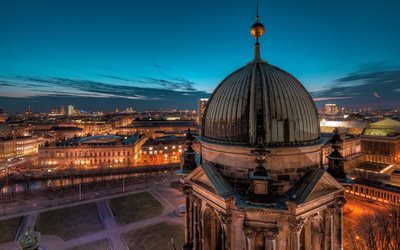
[1,0,399,111]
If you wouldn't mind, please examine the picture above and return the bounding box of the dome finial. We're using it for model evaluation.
[250,2,265,61]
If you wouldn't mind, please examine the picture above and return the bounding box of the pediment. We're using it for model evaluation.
[188,168,218,195]
[287,168,344,205]
[186,162,235,199]
[304,172,343,203]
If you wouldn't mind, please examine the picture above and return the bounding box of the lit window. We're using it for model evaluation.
[172,146,176,149]
[178,149,182,153]
[149,151,153,154]
[149,147,153,150]
[164,146,168,150]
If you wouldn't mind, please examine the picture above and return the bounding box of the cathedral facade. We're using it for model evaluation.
[180,9,345,250]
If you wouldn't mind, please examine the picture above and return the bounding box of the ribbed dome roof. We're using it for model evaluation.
[202,61,320,146]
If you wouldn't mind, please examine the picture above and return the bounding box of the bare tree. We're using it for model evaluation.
[348,204,400,250]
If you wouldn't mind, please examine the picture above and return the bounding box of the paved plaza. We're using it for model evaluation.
[0,180,185,250]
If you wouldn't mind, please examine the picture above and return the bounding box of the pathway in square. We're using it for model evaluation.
[0,182,184,250]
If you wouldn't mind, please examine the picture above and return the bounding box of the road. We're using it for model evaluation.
[343,194,387,248]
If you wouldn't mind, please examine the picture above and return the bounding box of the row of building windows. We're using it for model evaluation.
[43,158,130,165]
[142,145,182,151]
[44,150,132,158]
[345,184,400,204]
[141,149,182,155]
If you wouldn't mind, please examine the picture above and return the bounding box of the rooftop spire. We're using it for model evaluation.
[250,3,265,62]
[256,2,259,22]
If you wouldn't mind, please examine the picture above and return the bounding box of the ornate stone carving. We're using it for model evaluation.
[289,217,305,232]
[264,227,279,241]
[218,211,232,224]
[183,185,192,197]
[327,203,337,215]
[335,197,346,208]
[192,195,201,206]
[308,212,320,222]
[243,226,258,238]
[205,203,213,209]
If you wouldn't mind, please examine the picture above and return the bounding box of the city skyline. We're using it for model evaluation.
[1,0,400,112]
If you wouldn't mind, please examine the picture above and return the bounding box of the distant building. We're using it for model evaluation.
[0,109,6,123]
[321,133,361,166]
[38,135,144,168]
[60,106,65,115]
[197,98,208,125]
[52,126,84,140]
[0,135,43,162]
[138,136,186,165]
[361,118,400,164]
[67,105,74,116]
[113,120,196,137]
[323,103,339,115]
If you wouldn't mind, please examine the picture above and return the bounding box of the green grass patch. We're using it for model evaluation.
[124,222,184,250]
[0,216,22,243]
[37,203,103,240]
[67,239,111,250]
[109,192,163,225]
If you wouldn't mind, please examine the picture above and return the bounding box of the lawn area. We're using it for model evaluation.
[0,216,22,243]
[36,203,103,240]
[124,222,184,250]
[108,192,163,225]
[67,239,111,250]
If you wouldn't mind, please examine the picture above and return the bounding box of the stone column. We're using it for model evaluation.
[183,186,193,250]
[218,211,231,250]
[335,198,346,250]
[264,228,279,250]
[243,227,257,250]
[289,217,305,250]
[192,196,200,250]
[324,204,336,250]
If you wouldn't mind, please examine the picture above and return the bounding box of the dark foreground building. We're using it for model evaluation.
[180,9,345,250]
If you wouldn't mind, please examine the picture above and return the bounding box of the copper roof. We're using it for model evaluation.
[202,62,320,146]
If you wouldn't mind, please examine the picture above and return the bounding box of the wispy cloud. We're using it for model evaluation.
[311,62,400,107]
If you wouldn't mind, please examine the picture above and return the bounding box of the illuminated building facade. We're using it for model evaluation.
[322,104,339,115]
[0,109,6,123]
[114,120,196,137]
[0,135,43,162]
[52,126,84,140]
[139,136,185,165]
[197,98,209,125]
[181,11,344,250]
[344,182,400,205]
[321,134,361,166]
[38,135,144,167]
[361,118,400,164]
[67,105,74,116]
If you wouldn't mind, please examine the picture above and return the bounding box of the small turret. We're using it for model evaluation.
[326,128,347,181]
[178,128,197,175]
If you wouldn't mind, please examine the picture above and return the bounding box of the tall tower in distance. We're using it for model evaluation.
[67,105,75,116]
[197,98,209,126]
[60,105,65,115]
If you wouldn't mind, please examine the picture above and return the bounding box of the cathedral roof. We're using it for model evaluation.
[202,14,320,146]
